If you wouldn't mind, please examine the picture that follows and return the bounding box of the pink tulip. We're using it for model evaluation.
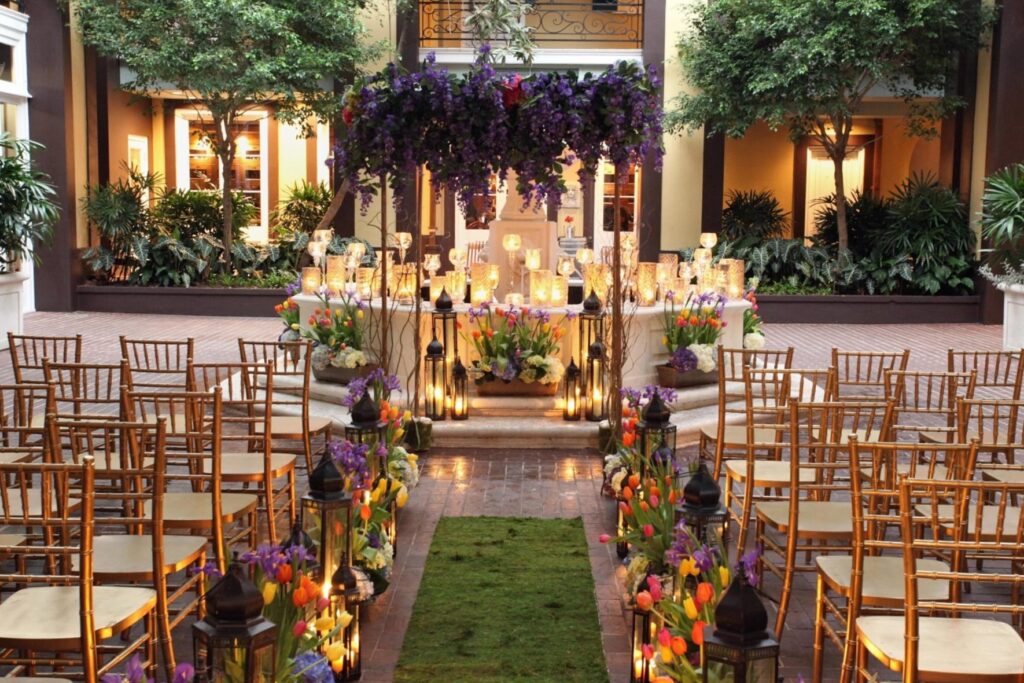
[293,620,307,637]
[648,494,659,508]
[643,524,654,538]
[599,533,611,544]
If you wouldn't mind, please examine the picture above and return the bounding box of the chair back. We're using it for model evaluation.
[43,359,127,418]
[957,398,1024,466]
[238,338,310,420]
[884,369,977,442]
[949,348,1024,399]
[0,383,55,463]
[120,336,194,393]
[831,349,910,401]
[188,360,274,466]
[0,458,98,676]
[7,333,83,384]
[896,476,1024,681]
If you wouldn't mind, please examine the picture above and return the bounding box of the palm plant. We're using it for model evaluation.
[720,189,788,242]
[0,135,60,274]
[980,163,1024,285]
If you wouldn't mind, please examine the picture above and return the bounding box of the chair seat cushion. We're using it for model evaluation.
[923,503,1024,540]
[0,489,76,517]
[141,412,191,434]
[256,415,332,436]
[980,467,1024,484]
[856,615,1024,678]
[154,492,258,526]
[0,585,156,649]
[83,535,207,576]
[755,501,852,538]
[816,555,950,604]
[724,460,816,486]
[219,453,297,480]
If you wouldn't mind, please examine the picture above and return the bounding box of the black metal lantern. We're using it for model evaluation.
[630,576,658,683]
[563,357,582,421]
[451,357,469,420]
[677,461,729,552]
[702,571,780,683]
[326,556,363,681]
[425,334,446,421]
[345,392,386,477]
[586,340,607,422]
[193,561,277,683]
[638,390,677,465]
[282,514,320,578]
[301,451,354,585]
[432,287,459,372]
[579,289,605,395]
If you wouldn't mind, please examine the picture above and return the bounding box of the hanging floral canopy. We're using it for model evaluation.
[334,52,665,213]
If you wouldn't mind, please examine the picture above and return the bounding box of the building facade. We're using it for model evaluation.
[22,0,1024,319]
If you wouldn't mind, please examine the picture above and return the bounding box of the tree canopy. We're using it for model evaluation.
[672,0,995,253]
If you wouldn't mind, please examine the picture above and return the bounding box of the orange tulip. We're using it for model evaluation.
[628,473,640,489]
[275,563,293,584]
[692,620,706,645]
[670,636,687,656]
[696,582,715,606]
[621,485,633,501]
[622,432,636,447]
[638,501,649,513]
[635,590,653,611]
[292,588,307,607]
[359,504,372,521]
[472,330,482,340]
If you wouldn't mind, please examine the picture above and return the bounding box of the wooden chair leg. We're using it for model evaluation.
[813,574,826,683]
[737,477,755,556]
[854,636,867,683]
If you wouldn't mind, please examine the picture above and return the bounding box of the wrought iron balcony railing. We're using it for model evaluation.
[420,0,644,51]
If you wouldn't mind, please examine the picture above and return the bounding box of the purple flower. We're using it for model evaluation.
[172,664,195,683]
[664,521,695,569]
[285,277,301,297]
[189,560,222,580]
[293,652,333,683]
[739,547,761,587]
[328,439,371,482]
[670,347,698,373]
[693,545,715,572]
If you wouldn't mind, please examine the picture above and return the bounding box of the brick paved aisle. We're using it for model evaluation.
[1,312,1006,681]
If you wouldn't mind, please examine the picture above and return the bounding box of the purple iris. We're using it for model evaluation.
[328,439,371,482]
[739,547,761,587]
[670,347,698,373]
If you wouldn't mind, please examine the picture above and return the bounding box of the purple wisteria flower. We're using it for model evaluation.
[670,347,698,373]
[328,439,371,482]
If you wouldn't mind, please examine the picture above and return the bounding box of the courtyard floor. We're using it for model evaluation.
[0,312,1005,682]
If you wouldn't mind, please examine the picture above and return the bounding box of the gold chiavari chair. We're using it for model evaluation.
[7,333,83,386]
[700,346,795,479]
[948,348,1024,400]
[0,384,54,464]
[831,349,910,403]
[814,439,978,682]
[119,336,194,393]
[885,369,977,443]
[188,361,296,545]
[238,338,332,473]
[851,477,1024,683]
[124,388,258,570]
[467,240,486,266]
[958,399,1024,474]
[49,417,205,681]
[724,367,835,553]
[0,458,159,682]
[43,359,127,419]
[754,400,894,640]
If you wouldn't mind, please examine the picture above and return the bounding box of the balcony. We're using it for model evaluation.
[419,0,644,54]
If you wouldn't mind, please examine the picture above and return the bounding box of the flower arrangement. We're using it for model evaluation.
[302,292,369,372]
[742,283,766,350]
[661,292,725,373]
[101,655,194,683]
[238,544,352,682]
[465,304,566,385]
[341,368,402,409]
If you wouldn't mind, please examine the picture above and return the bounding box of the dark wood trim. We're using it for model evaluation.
[792,133,876,238]
[700,132,725,234]
[582,173,596,247]
[757,294,980,324]
[267,117,279,221]
[638,0,665,262]
[164,102,177,191]
[76,285,284,317]
[27,2,77,311]
[440,188,456,270]
[394,6,421,243]
[305,135,317,185]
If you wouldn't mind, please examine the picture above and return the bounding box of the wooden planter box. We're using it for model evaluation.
[476,378,559,396]
[756,294,981,324]
[76,284,285,317]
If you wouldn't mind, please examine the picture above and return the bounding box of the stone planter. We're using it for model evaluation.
[476,378,559,396]
[1000,283,1024,350]
[0,265,28,352]
[312,363,377,385]
[656,363,718,388]
[403,418,434,453]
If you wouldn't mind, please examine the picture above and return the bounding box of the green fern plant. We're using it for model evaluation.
[720,189,789,241]
[980,163,1024,286]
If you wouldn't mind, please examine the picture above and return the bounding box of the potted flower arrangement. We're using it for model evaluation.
[465,303,566,396]
[979,163,1024,349]
[658,291,725,387]
[742,283,766,350]
[302,292,374,384]
[0,135,60,351]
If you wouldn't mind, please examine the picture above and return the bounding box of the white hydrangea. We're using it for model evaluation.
[744,332,766,350]
[688,342,716,373]
[539,356,565,385]
[609,468,627,494]
[604,453,626,476]
[310,345,332,372]
[331,347,367,369]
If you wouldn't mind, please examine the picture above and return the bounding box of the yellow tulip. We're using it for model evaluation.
[659,646,674,664]
[356,310,365,319]
[290,323,300,330]
[261,581,277,605]
[679,557,698,577]
[396,486,409,509]
[314,616,335,633]
[719,566,730,586]
[394,428,405,440]
[370,487,382,503]
[661,335,669,347]
[403,410,413,423]
[325,642,347,662]
[684,596,698,620]
[338,610,354,629]
[331,660,344,674]
[407,453,418,463]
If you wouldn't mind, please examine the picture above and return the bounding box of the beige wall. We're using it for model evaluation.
[278,122,309,204]
[877,117,940,197]
[659,0,706,251]
[722,122,796,219]
[105,87,152,184]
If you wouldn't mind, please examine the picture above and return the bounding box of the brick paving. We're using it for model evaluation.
[0,312,1009,681]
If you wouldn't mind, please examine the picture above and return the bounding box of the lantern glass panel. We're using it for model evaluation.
[425,354,446,420]
[301,497,350,582]
[586,354,606,421]
[630,609,654,683]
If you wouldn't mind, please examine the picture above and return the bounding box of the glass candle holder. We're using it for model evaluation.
[448,247,468,272]
[395,264,416,303]
[726,258,745,299]
[584,264,610,306]
[395,232,412,263]
[575,248,594,268]
[486,264,500,292]
[658,252,679,268]
[446,270,467,304]
[325,255,347,296]
[524,248,542,272]
[637,262,658,307]
[699,232,718,250]
[429,277,446,306]
[504,292,524,306]
[347,240,367,263]
[502,234,522,253]
[529,269,553,307]
[715,262,729,295]
[470,262,489,289]
[557,255,575,279]
[470,280,491,306]
[550,275,569,308]
[301,267,322,295]
[356,267,374,299]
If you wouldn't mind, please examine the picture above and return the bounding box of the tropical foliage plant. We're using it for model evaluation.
[980,163,1024,286]
[0,135,59,273]
[720,189,787,241]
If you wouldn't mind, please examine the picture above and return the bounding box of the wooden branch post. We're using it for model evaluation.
[380,174,390,375]
[413,169,423,415]
[610,177,624,437]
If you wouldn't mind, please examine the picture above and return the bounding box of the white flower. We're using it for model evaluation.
[332,347,367,369]
[539,356,565,384]
[609,468,626,493]
[311,345,331,372]
[604,453,625,476]
[744,332,766,350]
[688,343,716,373]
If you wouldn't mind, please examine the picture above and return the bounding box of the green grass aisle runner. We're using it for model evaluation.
[394,516,610,683]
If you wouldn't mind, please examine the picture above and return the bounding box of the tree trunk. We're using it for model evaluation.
[833,148,849,256]
[610,178,624,438]
[380,174,389,375]
[215,120,236,269]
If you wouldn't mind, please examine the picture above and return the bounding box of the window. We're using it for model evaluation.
[127,135,149,201]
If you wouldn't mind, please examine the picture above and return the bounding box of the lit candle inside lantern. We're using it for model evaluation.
[524,248,542,272]
[326,255,347,296]
[301,267,321,295]
[637,262,658,306]
[726,258,745,299]
[446,270,467,303]
[575,248,594,267]
[699,232,718,250]
[395,264,417,303]
[529,269,552,307]
[550,276,568,307]
[356,267,374,299]
[470,280,491,306]
[504,292,524,306]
